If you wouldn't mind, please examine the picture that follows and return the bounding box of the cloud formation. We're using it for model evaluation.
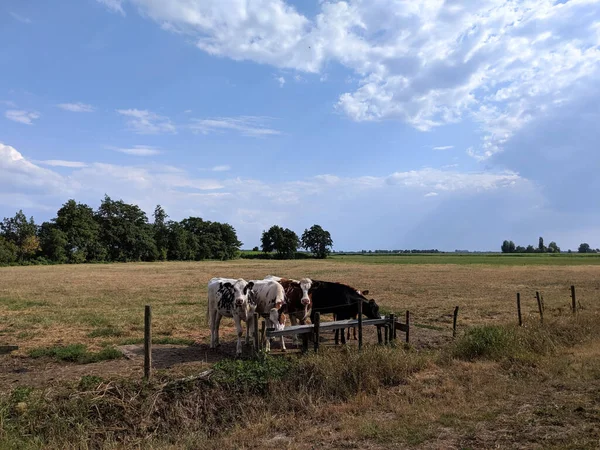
[117,109,176,134]
[57,102,95,113]
[190,116,280,137]
[5,110,40,125]
[109,145,161,156]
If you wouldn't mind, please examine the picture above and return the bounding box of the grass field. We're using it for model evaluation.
[1,256,600,448]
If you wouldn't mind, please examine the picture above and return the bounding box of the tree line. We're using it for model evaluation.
[0,196,242,265]
[501,237,599,254]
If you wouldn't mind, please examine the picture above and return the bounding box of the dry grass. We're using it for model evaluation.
[0,260,599,352]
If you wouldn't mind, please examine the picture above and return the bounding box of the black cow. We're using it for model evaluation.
[309,280,380,344]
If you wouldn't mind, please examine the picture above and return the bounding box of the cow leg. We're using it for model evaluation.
[280,336,286,352]
[210,310,221,348]
[341,324,347,345]
[290,315,299,346]
[214,313,223,347]
[233,315,244,356]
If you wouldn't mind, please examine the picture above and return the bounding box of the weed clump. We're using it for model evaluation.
[29,344,122,364]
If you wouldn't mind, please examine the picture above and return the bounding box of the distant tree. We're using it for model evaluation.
[0,236,18,264]
[525,245,536,253]
[548,241,561,253]
[261,225,299,259]
[501,240,516,253]
[95,195,158,262]
[301,224,333,259]
[538,236,546,253]
[38,222,68,263]
[578,243,592,253]
[153,205,169,261]
[0,210,39,261]
[54,200,103,262]
[252,246,259,252]
[515,245,526,253]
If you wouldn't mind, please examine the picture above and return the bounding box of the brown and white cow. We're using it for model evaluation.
[264,275,312,345]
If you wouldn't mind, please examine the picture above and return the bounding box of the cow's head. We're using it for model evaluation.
[229,279,253,307]
[364,299,380,319]
[269,307,286,331]
[299,278,312,306]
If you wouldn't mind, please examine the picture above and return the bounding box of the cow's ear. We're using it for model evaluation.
[223,282,232,289]
[369,299,375,304]
[362,290,370,296]
[245,281,254,293]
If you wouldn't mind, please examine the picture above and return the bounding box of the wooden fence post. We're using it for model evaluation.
[405,310,411,344]
[260,320,266,350]
[384,324,389,345]
[389,313,396,341]
[452,306,459,338]
[536,292,544,324]
[358,300,363,351]
[377,326,383,344]
[253,313,259,354]
[517,293,522,326]
[571,285,577,314]
[144,305,152,380]
[313,312,320,352]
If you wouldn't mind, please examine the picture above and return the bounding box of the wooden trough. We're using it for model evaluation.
[264,312,410,353]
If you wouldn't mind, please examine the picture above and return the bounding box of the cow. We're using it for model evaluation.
[247,280,287,352]
[207,278,254,356]
[309,280,380,345]
[264,275,312,345]
[334,287,370,342]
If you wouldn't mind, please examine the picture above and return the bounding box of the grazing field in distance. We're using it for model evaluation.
[0,256,599,352]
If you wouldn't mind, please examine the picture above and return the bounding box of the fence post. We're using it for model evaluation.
[452,306,459,338]
[384,323,389,344]
[389,313,396,341]
[313,312,321,353]
[358,300,363,351]
[333,314,339,345]
[536,292,544,324]
[517,293,522,326]
[405,310,411,344]
[377,326,383,344]
[144,305,152,380]
[260,319,266,350]
[571,285,577,314]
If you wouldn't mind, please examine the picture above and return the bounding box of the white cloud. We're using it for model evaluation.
[57,102,95,113]
[5,110,40,125]
[96,0,124,15]
[212,165,231,172]
[433,146,454,151]
[37,160,88,168]
[10,12,31,24]
[116,109,176,134]
[115,0,600,159]
[190,116,280,137]
[109,145,161,156]
[276,76,286,87]
[424,192,438,197]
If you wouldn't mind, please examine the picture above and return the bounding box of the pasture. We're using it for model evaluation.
[1,257,600,448]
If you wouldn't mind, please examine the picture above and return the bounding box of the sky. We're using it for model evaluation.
[1,0,599,251]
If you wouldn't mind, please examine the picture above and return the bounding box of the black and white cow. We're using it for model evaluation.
[247,279,287,352]
[265,275,312,345]
[309,280,380,344]
[207,278,254,355]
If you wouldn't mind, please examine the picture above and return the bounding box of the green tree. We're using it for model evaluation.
[515,245,526,253]
[538,236,546,253]
[95,195,158,262]
[153,205,169,261]
[54,200,103,262]
[548,241,560,253]
[0,236,18,264]
[261,225,299,259]
[39,222,68,263]
[301,224,333,259]
[0,210,39,261]
[578,243,592,253]
[501,240,516,253]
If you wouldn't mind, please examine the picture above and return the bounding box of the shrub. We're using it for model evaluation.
[29,344,122,364]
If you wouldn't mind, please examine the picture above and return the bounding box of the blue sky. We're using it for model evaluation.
[1,0,599,251]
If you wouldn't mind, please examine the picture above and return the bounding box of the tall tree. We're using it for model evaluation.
[501,240,516,253]
[0,236,18,265]
[38,222,68,263]
[261,225,298,259]
[301,224,333,259]
[578,243,592,253]
[0,210,39,261]
[95,195,158,262]
[538,236,546,252]
[548,241,561,253]
[153,205,169,261]
[54,200,103,262]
